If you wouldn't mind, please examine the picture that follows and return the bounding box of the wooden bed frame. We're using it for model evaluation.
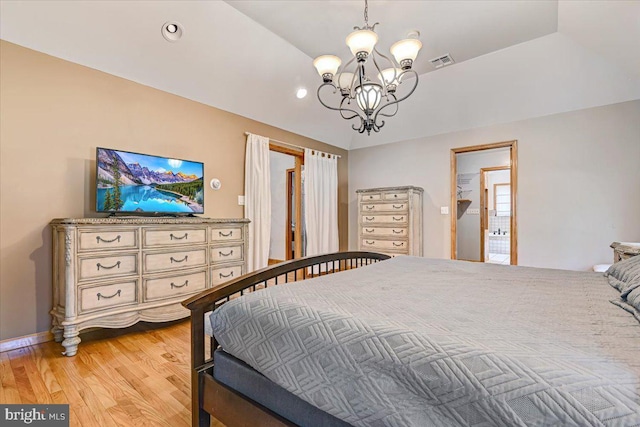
[182,251,390,427]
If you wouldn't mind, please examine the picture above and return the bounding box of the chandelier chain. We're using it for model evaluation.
[364,0,368,26]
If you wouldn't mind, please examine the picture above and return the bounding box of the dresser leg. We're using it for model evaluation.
[51,325,64,343]
[61,326,81,357]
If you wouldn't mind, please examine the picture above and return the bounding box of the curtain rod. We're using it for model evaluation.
[244,132,342,159]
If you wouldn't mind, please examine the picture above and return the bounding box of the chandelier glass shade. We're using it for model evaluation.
[313,0,422,135]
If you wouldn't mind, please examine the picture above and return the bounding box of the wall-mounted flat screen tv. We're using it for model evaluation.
[96,148,204,214]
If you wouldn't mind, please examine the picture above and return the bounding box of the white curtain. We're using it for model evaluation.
[244,133,271,271]
[303,149,339,258]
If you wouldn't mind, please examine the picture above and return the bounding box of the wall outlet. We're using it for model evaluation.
[440,206,449,215]
[238,195,245,206]
[467,208,480,215]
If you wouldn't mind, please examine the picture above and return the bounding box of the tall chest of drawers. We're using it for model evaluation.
[50,217,249,356]
[357,186,423,257]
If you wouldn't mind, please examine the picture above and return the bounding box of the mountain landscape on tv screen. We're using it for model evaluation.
[96,148,204,213]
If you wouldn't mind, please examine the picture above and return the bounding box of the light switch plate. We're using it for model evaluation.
[468,208,480,215]
[238,195,245,206]
[440,206,449,215]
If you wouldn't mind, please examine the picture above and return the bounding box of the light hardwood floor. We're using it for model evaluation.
[0,320,224,427]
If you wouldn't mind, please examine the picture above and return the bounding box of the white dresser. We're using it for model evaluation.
[357,186,423,257]
[50,217,249,356]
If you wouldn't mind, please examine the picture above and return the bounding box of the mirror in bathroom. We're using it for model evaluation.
[450,141,518,265]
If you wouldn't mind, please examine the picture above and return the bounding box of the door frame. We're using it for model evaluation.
[479,166,510,263]
[285,168,295,260]
[450,140,518,264]
[269,144,304,259]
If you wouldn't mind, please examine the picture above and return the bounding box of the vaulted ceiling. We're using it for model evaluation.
[1,1,639,150]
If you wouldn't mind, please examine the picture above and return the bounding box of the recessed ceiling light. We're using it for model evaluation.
[296,88,308,99]
[162,21,184,42]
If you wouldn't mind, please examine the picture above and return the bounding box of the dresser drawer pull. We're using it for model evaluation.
[393,204,403,209]
[170,233,188,240]
[365,206,375,210]
[394,194,398,198]
[170,255,188,264]
[365,216,374,221]
[368,195,374,199]
[365,240,375,245]
[365,228,374,233]
[97,289,121,300]
[392,217,403,221]
[170,280,189,289]
[392,229,403,234]
[219,250,234,257]
[96,261,121,270]
[393,242,404,247]
[96,235,121,244]
[219,271,234,279]
[219,231,233,237]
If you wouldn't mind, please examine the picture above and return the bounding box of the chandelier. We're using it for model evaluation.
[312,0,422,135]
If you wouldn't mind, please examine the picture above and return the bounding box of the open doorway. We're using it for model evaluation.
[268,146,303,264]
[480,167,511,264]
[451,141,518,265]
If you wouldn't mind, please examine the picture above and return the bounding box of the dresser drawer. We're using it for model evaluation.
[78,253,138,281]
[79,280,137,313]
[143,228,207,247]
[361,239,409,251]
[143,248,207,273]
[211,244,244,263]
[362,227,407,237]
[211,227,243,242]
[144,270,207,301]
[78,229,137,252]
[211,264,244,285]
[361,202,408,213]
[362,214,407,224]
[361,193,381,201]
[383,191,409,200]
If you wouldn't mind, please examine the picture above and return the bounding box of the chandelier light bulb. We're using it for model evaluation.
[355,83,383,113]
[296,88,308,99]
[390,38,423,69]
[345,29,379,60]
[335,72,355,90]
[313,55,342,82]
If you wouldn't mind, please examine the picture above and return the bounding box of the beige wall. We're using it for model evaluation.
[0,41,348,341]
[349,100,640,271]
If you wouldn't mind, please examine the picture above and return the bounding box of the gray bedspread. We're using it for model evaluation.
[210,256,640,426]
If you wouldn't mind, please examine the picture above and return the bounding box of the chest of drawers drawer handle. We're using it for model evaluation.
[393,204,403,209]
[219,231,233,237]
[394,194,398,198]
[96,261,121,271]
[365,216,374,221]
[392,217,403,221]
[393,242,404,247]
[365,240,375,244]
[219,250,234,257]
[365,228,374,233]
[97,289,121,300]
[219,271,234,279]
[170,280,189,289]
[170,255,188,264]
[365,206,375,210]
[170,233,188,241]
[368,195,374,199]
[96,235,121,244]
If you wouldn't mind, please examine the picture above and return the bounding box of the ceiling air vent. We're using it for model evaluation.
[429,54,454,69]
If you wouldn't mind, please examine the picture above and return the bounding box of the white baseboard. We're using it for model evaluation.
[0,331,53,353]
